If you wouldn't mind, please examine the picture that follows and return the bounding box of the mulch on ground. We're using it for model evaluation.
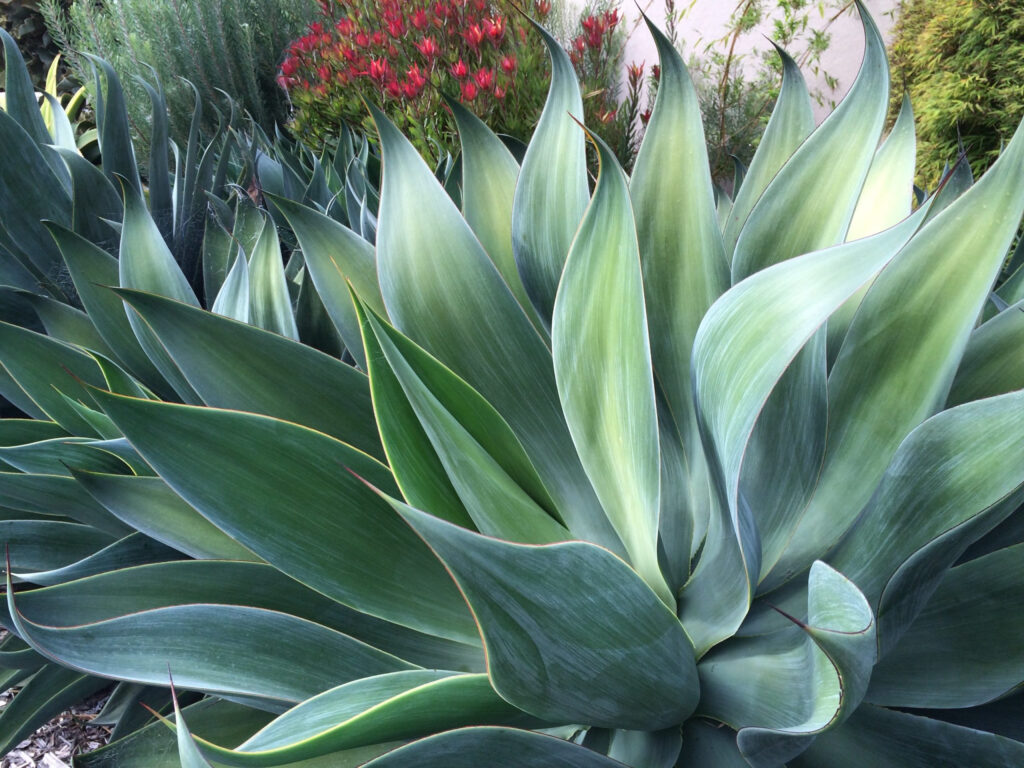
[0,688,111,768]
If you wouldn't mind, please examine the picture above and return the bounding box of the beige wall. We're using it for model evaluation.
[588,0,901,123]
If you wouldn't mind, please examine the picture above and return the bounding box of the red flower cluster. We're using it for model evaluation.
[279,0,525,112]
[569,9,620,65]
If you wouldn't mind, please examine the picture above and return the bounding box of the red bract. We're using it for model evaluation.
[451,58,469,79]
[463,24,485,50]
[411,8,429,29]
[500,54,516,73]
[368,58,390,82]
[415,36,440,58]
[474,67,494,90]
[385,79,402,98]
[534,0,550,18]
[406,64,427,89]
[483,16,506,45]
[461,81,478,101]
[387,17,405,38]
[354,31,370,47]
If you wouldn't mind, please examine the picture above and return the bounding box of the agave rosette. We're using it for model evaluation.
[1,4,1024,767]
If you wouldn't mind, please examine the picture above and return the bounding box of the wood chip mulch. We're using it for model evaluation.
[0,687,112,768]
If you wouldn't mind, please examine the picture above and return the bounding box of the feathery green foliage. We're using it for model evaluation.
[42,0,318,145]
[889,0,1024,185]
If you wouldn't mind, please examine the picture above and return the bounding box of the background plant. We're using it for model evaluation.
[670,0,848,182]
[0,0,69,86]
[281,0,644,168]
[279,0,552,161]
[40,0,319,147]
[888,0,1024,187]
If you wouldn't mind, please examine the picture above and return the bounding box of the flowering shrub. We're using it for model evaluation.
[279,0,645,167]
[279,0,551,158]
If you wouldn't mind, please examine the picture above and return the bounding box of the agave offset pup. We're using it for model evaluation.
[1,3,1024,767]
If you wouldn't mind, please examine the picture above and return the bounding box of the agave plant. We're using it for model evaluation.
[1,3,1024,766]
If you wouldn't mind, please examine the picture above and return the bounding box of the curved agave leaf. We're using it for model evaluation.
[0,632,45,671]
[52,148,123,251]
[0,472,129,534]
[606,728,681,768]
[212,246,251,323]
[792,704,1024,767]
[510,22,588,325]
[868,542,1024,708]
[44,224,171,397]
[0,108,70,281]
[827,92,918,364]
[0,419,67,446]
[359,301,565,544]
[11,533,182,586]
[8,580,414,708]
[170,686,215,768]
[119,181,202,404]
[846,92,917,241]
[765,113,1024,590]
[40,93,76,152]
[13,561,480,673]
[828,390,1024,654]
[723,44,814,259]
[630,16,728,578]
[698,563,875,767]
[92,391,477,645]
[391,502,698,730]
[0,520,115,574]
[363,727,629,767]
[76,698,276,768]
[948,298,1024,405]
[732,3,888,280]
[111,288,382,459]
[553,133,670,603]
[84,54,141,194]
[372,106,621,553]
[188,672,539,767]
[138,76,173,242]
[247,213,299,340]
[270,193,382,368]
[448,101,542,334]
[71,471,259,561]
[0,28,49,145]
[0,321,106,435]
[684,200,912,653]
[0,436,130,476]
[13,292,113,358]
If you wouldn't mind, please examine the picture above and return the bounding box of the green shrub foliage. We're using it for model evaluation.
[42,0,319,145]
[889,0,1024,185]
